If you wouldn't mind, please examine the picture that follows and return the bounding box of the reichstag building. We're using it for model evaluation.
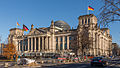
[8,14,112,57]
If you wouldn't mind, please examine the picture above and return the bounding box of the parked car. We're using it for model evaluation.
[17,58,35,65]
[91,57,108,66]
[57,57,67,62]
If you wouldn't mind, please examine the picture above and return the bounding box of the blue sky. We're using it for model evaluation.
[0,0,120,45]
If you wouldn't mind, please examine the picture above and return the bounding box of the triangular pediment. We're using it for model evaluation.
[27,28,46,35]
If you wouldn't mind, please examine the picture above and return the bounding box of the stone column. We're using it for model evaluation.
[48,37,49,50]
[79,19,82,25]
[87,18,88,24]
[104,39,106,56]
[93,33,96,56]
[97,35,100,55]
[34,37,36,52]
[31,38,33,52]
[101,37,103,55]
[54,37,56,51]
[28,38,29,52]
[99,36,101,55]
[49,37,51,51]
[42,37,44,50]
[84,19,85,24]
[96,34,99,56]
[45,36,48,50]
[16,40,18,51]
[103,37,105,55]
[38,37,40,51]
[67,36,69,50]
[62,36,65,50]
[58,37,60,50]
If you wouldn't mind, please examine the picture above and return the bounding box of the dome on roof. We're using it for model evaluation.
[54,20,70,30]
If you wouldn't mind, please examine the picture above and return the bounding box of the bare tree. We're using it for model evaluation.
[98,0,120,27]
[3,43,18,60]
[70,26,93,57]
[79,26,93,57]
[70,35,79,55]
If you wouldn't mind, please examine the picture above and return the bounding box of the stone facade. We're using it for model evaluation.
[77,14,112,56]
[8,14,112,56]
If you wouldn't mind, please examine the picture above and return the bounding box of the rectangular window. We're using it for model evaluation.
[48,37,49,50]
[33,38,35,51]
[56,37,58,42]
[40,37,42,50]
[69,36,72,40]
[69,36,72,49]
[65,42,67,50]
[88,18,90,24]
[60,43,62,50]
[29,38,31,50]
[20,40,22,51]
[85,18,87,24]
[56,37,58,50]
[25,39,28,51]
[65,36,67,42]
[56,43,58,50]
[23,40,25,51]
[60,37,62,42]
[36,37,38,50]
[44,37,46,49]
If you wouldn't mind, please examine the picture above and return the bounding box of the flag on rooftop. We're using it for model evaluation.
[88,6,94,11]
[17,22,20,26]
[23,24,29,31]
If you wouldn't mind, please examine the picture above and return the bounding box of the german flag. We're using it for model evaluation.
[88,6,94,11]
[17,22,20,26]
[23,24,29,31]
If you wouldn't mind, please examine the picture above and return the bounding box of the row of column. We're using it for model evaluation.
[92,32,110,56]
[18,36,70,52]
[57,36,69,50]
[18,36,51,52]
[79,18,91,25]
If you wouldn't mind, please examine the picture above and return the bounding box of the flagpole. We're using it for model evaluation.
[16,21,17,34]
[16,22,17,28]
[87,9,89,14]
[87,0,89,15]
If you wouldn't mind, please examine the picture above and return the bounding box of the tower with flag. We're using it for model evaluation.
[87,6,94,14]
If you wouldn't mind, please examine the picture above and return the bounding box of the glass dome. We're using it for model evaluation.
[54,20,71,30]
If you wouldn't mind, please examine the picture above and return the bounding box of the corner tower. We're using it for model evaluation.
[8,28,24,44]
[77,14,97,29]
